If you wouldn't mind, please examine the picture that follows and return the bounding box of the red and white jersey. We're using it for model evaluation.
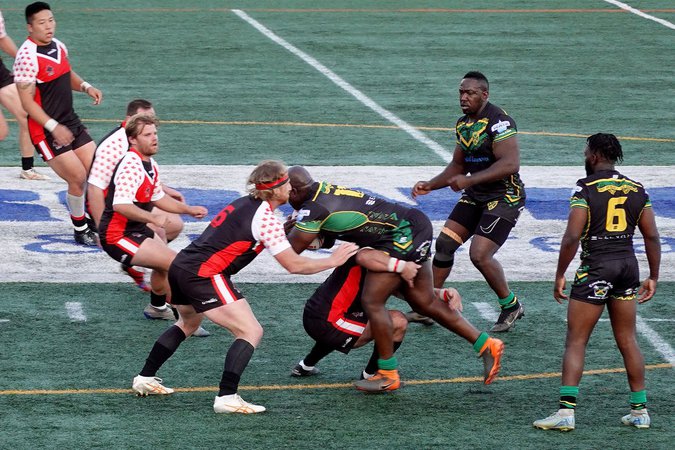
[172,195,291,277]
[13,37,81,139]
[0,12,7,39]
[99,148,165,243]
[88,124,128,189]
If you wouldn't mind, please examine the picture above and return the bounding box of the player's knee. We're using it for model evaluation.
[165,215,184,242]
[433,232,461,268]
[246,323,264,347]
[390,310,408,339]
[468,245,495,269]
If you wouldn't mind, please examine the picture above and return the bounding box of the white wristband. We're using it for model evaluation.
[44,119,59,132]
[81,81,92,92]
[387,257,405,273]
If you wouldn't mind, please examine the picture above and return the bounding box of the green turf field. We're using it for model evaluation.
[1,1,674,448]
[1,282,674,448]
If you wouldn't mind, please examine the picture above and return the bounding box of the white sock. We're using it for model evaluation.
[66,193,86,218]
[298,360,314,371]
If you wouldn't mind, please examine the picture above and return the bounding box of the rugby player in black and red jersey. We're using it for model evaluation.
[291,252,461,381]
[412,71,525,332]
[131,160,358,414]
[13,2,103,245]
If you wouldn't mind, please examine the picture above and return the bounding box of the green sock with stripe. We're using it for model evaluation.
[630,390,647,410]
[498,292,517,309]
[559,385,579,410]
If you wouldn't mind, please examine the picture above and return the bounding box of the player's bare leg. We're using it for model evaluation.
[470,235,524,332]
[403,261,504,384]
[353,272,406,391]
[0,84,49,180]
[607,298,645,392]
[130,236,176,318]
[561,299,604,387]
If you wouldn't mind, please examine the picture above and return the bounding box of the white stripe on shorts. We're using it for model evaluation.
[213,274,237,304]
[335,317,365,335]
[38,140,54,161]
[116,237,139,255]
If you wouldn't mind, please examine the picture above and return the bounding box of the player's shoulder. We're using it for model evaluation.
[52,37,67,52]
[15,38,37,58]
[485,102,516,128]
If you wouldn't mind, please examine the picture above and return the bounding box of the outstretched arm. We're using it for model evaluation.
[274,242,359,274]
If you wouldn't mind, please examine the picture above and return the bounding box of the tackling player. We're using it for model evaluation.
[291,252,460,381]
[131,160,359,414]
[287,165,504,393]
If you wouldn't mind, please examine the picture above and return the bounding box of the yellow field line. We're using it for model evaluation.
[0,363,670,396]
[8,117,670,143]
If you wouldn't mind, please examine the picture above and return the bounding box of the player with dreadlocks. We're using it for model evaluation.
[534,133,661,431]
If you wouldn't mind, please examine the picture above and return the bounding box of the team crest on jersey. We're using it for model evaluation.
[589,280,613,300]
[46,65,54,77]
[416,240,431,260]
[487,200,498,210]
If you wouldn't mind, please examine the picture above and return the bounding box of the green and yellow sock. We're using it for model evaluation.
[630,390,647,410]
[559,385,579,410]
[498,292,517,309]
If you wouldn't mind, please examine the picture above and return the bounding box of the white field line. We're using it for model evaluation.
[598,318,675,322]
[0,319,9,323]
[603,0,675,30]
[231,9,452,163]
[472,302,499,322]
[636,316,675,368]
[65,302,87,322]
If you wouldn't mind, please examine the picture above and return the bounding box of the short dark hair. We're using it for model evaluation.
[586,133,623,163]
[125,113,159,139]
[126,99,153,116]
[25,2,51,23]
[463,71,489,91]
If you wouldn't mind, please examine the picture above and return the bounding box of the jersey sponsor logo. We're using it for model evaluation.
[491,120,511,133]
[295,208,311,221]
[201,298,219,305]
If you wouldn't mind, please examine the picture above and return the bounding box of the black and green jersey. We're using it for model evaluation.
[570,169,652,261]
[293,181,418,249]
[455,102,525,203]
